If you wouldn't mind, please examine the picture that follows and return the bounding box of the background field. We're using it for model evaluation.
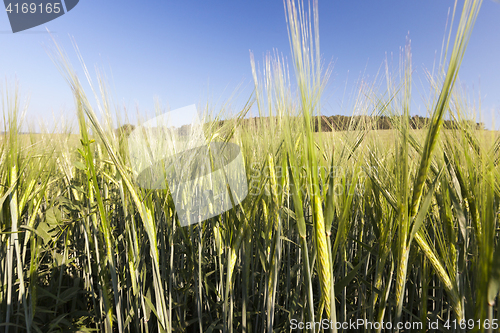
[2,0,500,332]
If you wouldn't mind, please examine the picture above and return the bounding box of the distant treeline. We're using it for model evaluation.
[213,115,485,132]
[116,115,485,135]
[314,115,485,131]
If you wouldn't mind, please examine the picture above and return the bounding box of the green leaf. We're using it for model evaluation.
[334,255,367,294]
[409,166,444,243]
[487,245,500,304]
[35,221,55,245]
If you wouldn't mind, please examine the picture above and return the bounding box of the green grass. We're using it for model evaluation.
[2,0,499,332]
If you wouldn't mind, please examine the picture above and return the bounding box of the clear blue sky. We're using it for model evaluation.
[1,0,499,130]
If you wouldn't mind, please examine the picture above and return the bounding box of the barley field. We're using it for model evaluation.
[1,0,499,332]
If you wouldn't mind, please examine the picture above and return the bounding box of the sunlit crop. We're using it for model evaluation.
[2,0,499,332]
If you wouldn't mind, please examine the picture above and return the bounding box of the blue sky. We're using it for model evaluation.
[1,0,499,130]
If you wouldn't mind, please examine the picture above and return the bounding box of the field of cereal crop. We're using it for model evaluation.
[2,1,499,332]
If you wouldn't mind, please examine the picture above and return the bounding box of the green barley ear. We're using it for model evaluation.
[410,0,482,219]
[284,0,334,319]
[407,2,481,323]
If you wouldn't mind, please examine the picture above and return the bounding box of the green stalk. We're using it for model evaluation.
[76,101,117,332]
[394,42,412,330]
[54,44,171,331]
